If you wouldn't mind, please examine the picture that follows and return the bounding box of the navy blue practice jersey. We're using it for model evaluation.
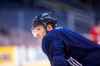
[42,28,100,66]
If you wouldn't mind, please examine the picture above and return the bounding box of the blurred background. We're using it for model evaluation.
[0,0,100,66]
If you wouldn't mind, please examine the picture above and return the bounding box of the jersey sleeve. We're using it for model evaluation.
[43,32,69,66]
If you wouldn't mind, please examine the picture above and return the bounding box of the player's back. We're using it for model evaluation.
[52,28,100,65]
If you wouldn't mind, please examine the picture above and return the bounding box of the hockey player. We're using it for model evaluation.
[32,13,100,66]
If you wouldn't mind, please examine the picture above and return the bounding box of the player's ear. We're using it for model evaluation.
[47,24,53,31]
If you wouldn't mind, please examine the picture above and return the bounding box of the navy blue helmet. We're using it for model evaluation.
[32,13,57,28]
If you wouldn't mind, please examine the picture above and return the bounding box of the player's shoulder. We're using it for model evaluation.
[45,27,68,39]
[44,28,62,39]
[47,27,71,35]
[48,27,63,35]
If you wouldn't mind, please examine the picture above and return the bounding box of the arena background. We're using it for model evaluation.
[0,0,100,66]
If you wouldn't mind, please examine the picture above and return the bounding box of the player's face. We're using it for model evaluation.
[32,25,46,39]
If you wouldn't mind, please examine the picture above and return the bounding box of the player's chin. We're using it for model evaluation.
[34,35,42,39]
[36,36,41,39]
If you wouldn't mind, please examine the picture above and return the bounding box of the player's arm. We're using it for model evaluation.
[45,33,69,66]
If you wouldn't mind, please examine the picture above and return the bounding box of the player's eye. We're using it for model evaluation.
[37,28,40,30]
